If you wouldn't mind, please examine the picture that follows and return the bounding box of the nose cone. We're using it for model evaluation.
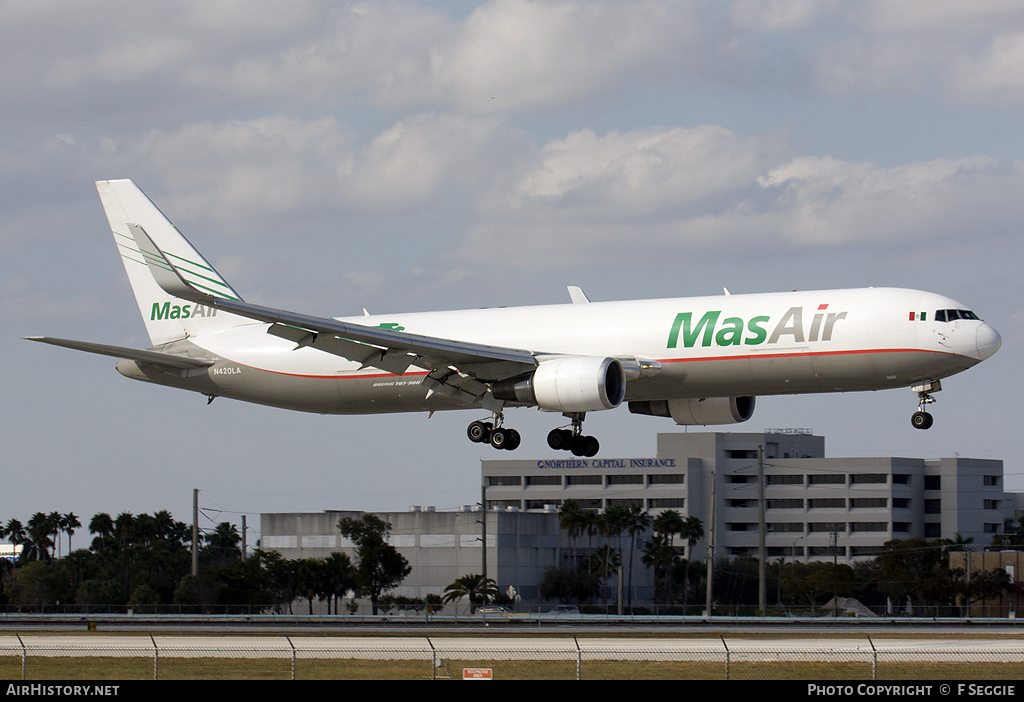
[976,323,1002,360]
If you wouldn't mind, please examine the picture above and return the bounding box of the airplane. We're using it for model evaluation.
[27,179,1002,457]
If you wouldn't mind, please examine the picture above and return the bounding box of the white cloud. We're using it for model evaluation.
[758,155,1024,245]
[457,126,1024,266]
[339,112,517,210]
[948,32,1024,106]
[427,0,722,113]
[510,125,781,217]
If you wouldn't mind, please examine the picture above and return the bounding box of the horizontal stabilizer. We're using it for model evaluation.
[25,337,215,370]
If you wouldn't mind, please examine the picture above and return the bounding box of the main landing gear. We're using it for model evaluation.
[546,413,600,458]
[467,415,521,451]
[466,412,601,456]
[911,380,940,430]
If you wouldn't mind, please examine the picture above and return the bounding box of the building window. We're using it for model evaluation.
[566,475,602,486]
[924,499,941,514]
[984,499,1001,510]
[607,474,643,485]
[924,523,941,538]
[525,475,560,486]
[924,476,942,490]
[851,498,888,509]
[727,450,758,459]
[893,498,911,509]
[766,499,804,510]
[850,474,888,484]
[808,522,846,533]
[488,475,522,486]
[766,474,804,485]
[893,474,911,485]
[648,474,685,484]
[767,522,804,533]
[984,475,1000,487]
[985,523,1000,534]
[850,522,888,532]
[728,523,756,531]
[808,474,845,485]
[892,522,911,533]
[649,498,685,509]
[808,498,846,509]
[728,475,755,484]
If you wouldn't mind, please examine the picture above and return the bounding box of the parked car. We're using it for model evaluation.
[549,605,580,614]
[476,605,510,615]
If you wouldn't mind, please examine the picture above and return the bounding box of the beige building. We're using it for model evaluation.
[482,431,1022,563]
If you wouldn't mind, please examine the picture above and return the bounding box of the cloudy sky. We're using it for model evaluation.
[2,0,1022,548]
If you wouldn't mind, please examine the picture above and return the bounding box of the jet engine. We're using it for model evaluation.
[493,356,626,413]
[628,396,755,425]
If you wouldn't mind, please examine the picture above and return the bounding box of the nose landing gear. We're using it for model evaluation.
[911,380,940,430]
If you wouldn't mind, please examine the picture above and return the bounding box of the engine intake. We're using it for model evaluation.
[493,356,626,413]
[629,396,755,425]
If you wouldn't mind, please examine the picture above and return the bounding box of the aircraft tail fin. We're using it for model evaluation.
[96,179,249,346]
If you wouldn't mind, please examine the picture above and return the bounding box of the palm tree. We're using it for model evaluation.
[678,515,705,610]
[598,504,629,611]
[587,544,621,610]
[653,510,684,550]
[26,512,55,562]
[442,573,499,612]
[89,513,114,552]
[321,552,355,614]
[642,533,675,605]
[623,505,651,611]
[652,510,685,605]
[1,519,26,561]
[61,513,81,555]
[558,500,589,568]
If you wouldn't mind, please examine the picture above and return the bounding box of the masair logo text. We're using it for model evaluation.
[667,305,847,349]
[150,302,217,320]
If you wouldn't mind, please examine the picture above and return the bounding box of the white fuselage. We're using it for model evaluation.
[118,286,1000,416]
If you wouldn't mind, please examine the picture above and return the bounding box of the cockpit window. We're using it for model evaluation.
[935,309,979,322]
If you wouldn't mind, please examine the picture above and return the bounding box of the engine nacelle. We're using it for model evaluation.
[493,356,626,413]
[628,396,755,425]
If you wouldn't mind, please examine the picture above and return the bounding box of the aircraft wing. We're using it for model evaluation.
[25,336,215,370]
[128,223,538,406]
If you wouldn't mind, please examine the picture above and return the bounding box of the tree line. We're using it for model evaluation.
[4,504,1020,615]
[0,511,411,614]
[544,500,1021,615]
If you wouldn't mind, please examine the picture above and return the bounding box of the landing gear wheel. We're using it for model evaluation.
[570,435,600,457]
[467,420,492,443]
[911,411,933,430]
[490,427,521,450]
[547,428,572,450]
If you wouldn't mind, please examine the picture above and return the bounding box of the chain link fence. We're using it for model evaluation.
[1,635,1022,680]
